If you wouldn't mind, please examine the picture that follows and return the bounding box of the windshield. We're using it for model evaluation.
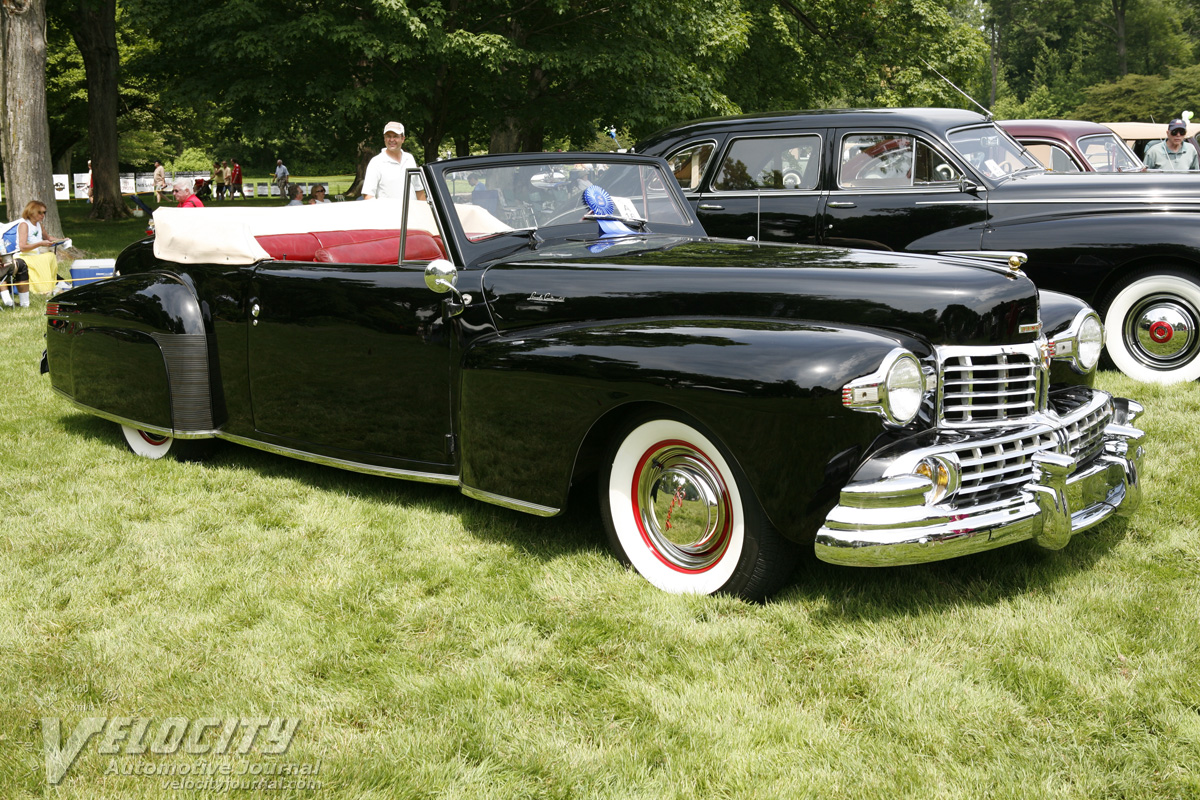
[948,125,1042,180]
[439,161,691,242]
[1077,133,1143,172]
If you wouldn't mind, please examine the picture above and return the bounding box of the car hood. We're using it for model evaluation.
[994,170,1200,203]
[480,236,1040,347]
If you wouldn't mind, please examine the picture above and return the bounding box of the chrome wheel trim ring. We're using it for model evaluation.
[632,440,733,573]
[1127,295,1198,366]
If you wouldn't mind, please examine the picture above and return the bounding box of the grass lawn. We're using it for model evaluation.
[2,296,1199,798]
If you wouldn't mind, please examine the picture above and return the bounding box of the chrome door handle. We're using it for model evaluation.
[827,201,857,208]
[251,302,260,326]
[698,204,724,211]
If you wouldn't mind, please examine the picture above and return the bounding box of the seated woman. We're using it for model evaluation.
[308,184,331,204]
[1,200,66,308]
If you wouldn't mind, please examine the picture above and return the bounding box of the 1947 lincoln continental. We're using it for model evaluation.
[41,152,1145,599]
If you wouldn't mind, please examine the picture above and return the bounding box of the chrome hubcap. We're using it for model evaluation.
[635,442,732,572]
[1127,296,1199,367]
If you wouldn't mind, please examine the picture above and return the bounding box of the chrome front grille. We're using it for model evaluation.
[1060,398,1111,463]
[899,389,1115,510]
[939,347,1041,426]
[951,429,1058,506]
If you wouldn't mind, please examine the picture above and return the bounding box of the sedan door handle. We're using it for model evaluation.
[827,201,857,208]
[251,302,261,326]
[697,204,724,211]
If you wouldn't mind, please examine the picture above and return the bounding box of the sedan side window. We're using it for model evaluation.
[666,143,716,191]
[839,134,961,189]
[711,135,821,191]
[1024,143,1082,173]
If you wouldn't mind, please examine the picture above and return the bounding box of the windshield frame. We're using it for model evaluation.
[423,153,704,267]
[1076,132,1144,172]
[947,123,1044,183]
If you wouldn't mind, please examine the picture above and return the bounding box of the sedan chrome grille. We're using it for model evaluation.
[939,348,1041,426]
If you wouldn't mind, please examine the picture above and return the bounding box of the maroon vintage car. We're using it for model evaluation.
[1000,119,1143,173]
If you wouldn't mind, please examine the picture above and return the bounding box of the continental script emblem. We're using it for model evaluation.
[527,293,565,303]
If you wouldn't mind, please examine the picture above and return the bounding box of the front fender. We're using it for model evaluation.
[45,272,215,435]
[984,212,1200,306]
[458,318,916,540]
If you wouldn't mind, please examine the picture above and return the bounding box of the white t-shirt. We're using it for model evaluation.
[363,148,421,200]
[18,219,43,251]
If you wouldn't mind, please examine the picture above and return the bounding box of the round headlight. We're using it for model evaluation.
[1078,313,1103,370]
[885,355,924,425]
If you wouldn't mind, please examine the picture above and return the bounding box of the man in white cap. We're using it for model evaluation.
[362,121,425,200]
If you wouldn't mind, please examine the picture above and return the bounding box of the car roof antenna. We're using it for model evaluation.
[920,58,993,121]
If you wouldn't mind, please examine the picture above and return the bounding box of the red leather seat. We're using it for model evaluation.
[313,232,446,264]
[255,233,321,261]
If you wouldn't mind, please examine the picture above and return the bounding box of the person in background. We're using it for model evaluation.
[286,184,305,206]
[308,184,331,204]
[1,200,65,308]
[1143,118,1200,171]
[86,160,93,203]
[362,121,425,201]
[230,159,244,199]
[274,159,290,198]
[213,160,227,200]
[153,161,167,203]
[172,177,204,208]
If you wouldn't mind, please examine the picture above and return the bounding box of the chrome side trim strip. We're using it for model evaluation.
[217,432,459,485]
[54,388,559,516]
[461,485,560,517]
[51,388,218,440]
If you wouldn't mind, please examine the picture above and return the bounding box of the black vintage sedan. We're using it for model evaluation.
[42,152,1145,599]
[637,108,1200,384]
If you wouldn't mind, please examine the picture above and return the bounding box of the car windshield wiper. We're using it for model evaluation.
[473,226,542,245]
[582,213,648,231]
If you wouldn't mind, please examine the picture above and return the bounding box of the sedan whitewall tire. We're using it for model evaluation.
[1104,271,1200,384]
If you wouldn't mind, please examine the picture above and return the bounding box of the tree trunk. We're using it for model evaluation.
[69,0,128,220]
[489,117,521,154]
[0,0,65,237]
[345,141,376,198]
[1112,0,1128,77]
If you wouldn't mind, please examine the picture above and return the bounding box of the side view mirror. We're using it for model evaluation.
[424,258,471,316]
[424,258,457,294]
[960,177,983,195]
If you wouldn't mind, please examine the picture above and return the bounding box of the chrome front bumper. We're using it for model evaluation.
[815,397,1145,567]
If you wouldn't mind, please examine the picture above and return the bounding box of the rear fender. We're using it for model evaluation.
[45,272,215,436]
[458,318,917,538]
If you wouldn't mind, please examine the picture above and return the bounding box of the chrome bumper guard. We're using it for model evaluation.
[815,397,1145,567]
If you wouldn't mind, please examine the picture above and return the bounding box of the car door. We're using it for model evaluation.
[692,133,825,244]
[821,129,987,253]
[246,249,456,470]
[662,134,825,244]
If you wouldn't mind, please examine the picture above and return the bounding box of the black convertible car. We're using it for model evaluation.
[42,152,1145,598]
[638,108,1200,384]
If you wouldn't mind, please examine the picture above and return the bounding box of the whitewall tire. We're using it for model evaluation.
[1104,270,1200,384]
[120,424,212,461]
[600,413,796,599]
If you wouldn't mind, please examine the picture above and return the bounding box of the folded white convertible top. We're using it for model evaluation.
[152,199,438,265]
